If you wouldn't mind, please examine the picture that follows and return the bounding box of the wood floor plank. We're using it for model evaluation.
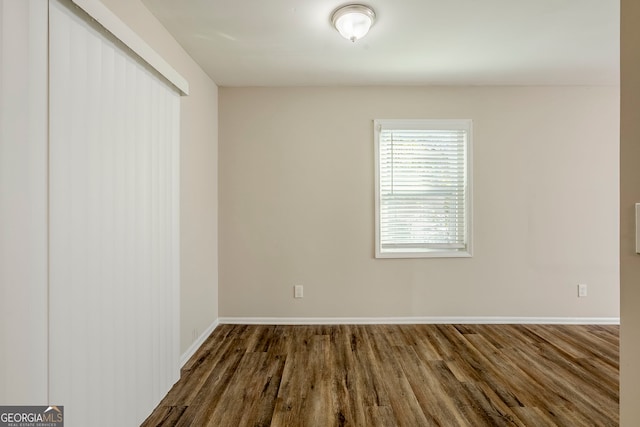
[140,405,186,427]
[271,330,335,426]
[510,407,559,427]
[429,359,495,425]
[401,324,442,361]
[349,325,391,408]
[505,344,618,426]
[461,333,539,407]
[364,405,396,427]
[142,324,619,426]
[327,325,367,426]
[365,326,431,426]
[237,353,286,427]
[173,349,245,427]
[161,325,251,409]
[459,382,524,427]
[395,345,470,426]
[204,351,277,427]
[169,336,244,407]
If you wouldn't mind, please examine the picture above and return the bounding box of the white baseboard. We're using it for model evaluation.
[218,316,620,325]
[180,318,220,368]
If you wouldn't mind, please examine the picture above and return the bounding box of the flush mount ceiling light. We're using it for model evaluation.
[331,4,376,42]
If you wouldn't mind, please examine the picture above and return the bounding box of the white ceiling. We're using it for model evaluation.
[141,0,619,87]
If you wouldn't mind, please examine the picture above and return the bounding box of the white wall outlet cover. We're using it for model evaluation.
[578,284,588,297]
[294,285,303,298]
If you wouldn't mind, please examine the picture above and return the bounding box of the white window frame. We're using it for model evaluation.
[374,119,473,259]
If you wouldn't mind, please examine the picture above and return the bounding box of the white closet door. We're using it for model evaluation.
[48,0,180,425]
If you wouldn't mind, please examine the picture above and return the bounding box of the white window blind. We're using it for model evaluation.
[374,119,472,258]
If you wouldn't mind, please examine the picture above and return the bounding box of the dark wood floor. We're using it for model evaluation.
[142,323,619,426]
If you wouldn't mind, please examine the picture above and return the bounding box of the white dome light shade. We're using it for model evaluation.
[331,5,376,42]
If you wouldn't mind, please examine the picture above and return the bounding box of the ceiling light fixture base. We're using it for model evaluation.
[331,4,376,42]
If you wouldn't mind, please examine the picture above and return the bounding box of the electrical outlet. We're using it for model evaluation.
[294,285,303,299]
[578,284,588,297]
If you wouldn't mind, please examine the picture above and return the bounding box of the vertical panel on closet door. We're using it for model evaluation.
[48,0,180,425]
[0,0,48,405]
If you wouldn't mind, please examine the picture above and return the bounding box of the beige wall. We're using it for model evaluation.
[219,86,619,320]
[620,0,640,424]
[100,0,219,353]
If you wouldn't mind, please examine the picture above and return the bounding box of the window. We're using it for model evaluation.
[374,119,472,258]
